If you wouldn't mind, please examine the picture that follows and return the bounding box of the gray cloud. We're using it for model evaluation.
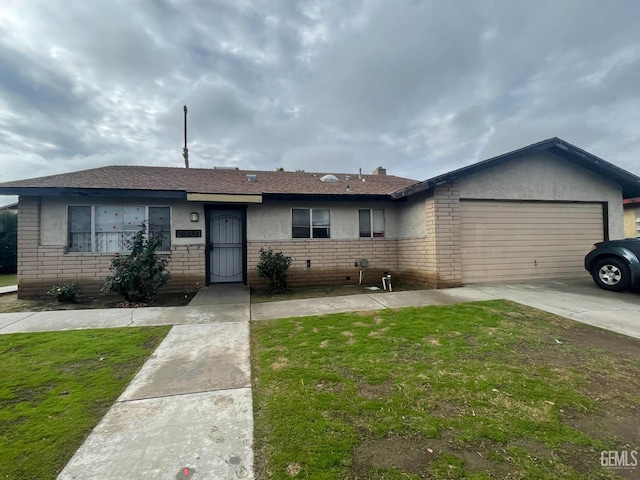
[1,0,640,207]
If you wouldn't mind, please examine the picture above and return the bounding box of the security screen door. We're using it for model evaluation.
[209,209,243,283]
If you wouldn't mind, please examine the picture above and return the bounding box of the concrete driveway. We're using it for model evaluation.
[467,276,640,340]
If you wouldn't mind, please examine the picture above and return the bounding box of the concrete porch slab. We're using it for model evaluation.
[130,305,249,327]
[189,285,250,306]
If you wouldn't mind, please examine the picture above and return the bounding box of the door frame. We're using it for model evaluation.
[204,205,248,285]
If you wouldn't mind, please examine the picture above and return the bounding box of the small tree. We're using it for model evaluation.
[256,248,292,294]
[0,211,17,274]
[102,225,170,303]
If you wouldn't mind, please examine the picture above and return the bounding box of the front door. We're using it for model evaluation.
[209,209,244,283]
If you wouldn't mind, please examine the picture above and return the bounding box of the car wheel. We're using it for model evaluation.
[591,257,630,292]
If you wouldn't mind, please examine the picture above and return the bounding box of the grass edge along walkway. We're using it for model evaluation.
[0,326,171,479]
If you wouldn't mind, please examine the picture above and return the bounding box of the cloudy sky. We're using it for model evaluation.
[1,0,640,205]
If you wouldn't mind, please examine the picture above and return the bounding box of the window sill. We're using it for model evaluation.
[290,237,332,240]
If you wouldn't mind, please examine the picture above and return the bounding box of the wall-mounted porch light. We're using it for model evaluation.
[190,212,199,222]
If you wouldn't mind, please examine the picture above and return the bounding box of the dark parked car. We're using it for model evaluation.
[584,238,640,291]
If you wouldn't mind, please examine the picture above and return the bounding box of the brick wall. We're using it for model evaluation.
[422,183,462,288]
[247,239,400,288]
[17,196,205,298]
[397,237,430,286]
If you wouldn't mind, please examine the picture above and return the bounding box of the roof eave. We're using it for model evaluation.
[0,187,187,199]
[263,192,397,202]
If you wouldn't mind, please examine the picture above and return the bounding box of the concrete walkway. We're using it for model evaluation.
[251,277,640,340]
[0,277,638,479]
[0,284,17,295]
[56,285,254,480]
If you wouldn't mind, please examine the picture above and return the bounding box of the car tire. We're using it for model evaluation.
[591,257,630,292]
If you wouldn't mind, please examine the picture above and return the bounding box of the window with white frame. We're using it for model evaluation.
[67,205,171,253]
[292,208,330,238]
[359,209,385,237]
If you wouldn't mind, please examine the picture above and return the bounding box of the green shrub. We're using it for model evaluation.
[102,225,170,303]
[257,248,292,294]
[47,283,80,303]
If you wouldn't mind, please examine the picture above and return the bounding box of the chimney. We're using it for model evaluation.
[372,167,386,175]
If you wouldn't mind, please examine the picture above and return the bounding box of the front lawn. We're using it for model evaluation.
[252,300,640,479]
[0,327,170,479]
[0,273,17,287]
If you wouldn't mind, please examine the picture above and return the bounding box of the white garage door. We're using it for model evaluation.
[460,201,604,284]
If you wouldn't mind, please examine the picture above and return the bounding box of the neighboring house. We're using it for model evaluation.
[0,202,18,214]
[0,137,639,298]
[0,201,18,236]
[622,197,640,238]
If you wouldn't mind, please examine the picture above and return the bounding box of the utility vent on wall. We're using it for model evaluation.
[320,174,340,183]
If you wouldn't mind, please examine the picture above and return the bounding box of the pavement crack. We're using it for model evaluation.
[118,386,252,404]
[366,294,390,309]
[0,311,38,331]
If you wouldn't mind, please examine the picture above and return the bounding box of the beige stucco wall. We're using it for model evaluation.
[623,206,640,238]
[39,197,206,247]
[396,192,427,238]
[457,151,624,239]
[247,200,399,240]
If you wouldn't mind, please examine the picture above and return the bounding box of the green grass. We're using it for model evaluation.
[0,273,17,287]
[252,300,640,479]
[0,326,170,479]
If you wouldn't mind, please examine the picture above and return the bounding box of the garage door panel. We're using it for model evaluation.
[461,210,602,219]
[461,201,603,283]
[463,256,587,266]
[462,247,591,258]
[460,231,593,240]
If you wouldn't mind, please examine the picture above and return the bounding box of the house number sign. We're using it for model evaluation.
[176,229,202,238]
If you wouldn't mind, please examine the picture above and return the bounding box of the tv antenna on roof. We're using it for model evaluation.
[183,105,189,168]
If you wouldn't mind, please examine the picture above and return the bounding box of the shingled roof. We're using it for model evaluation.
[0,166,418,198]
